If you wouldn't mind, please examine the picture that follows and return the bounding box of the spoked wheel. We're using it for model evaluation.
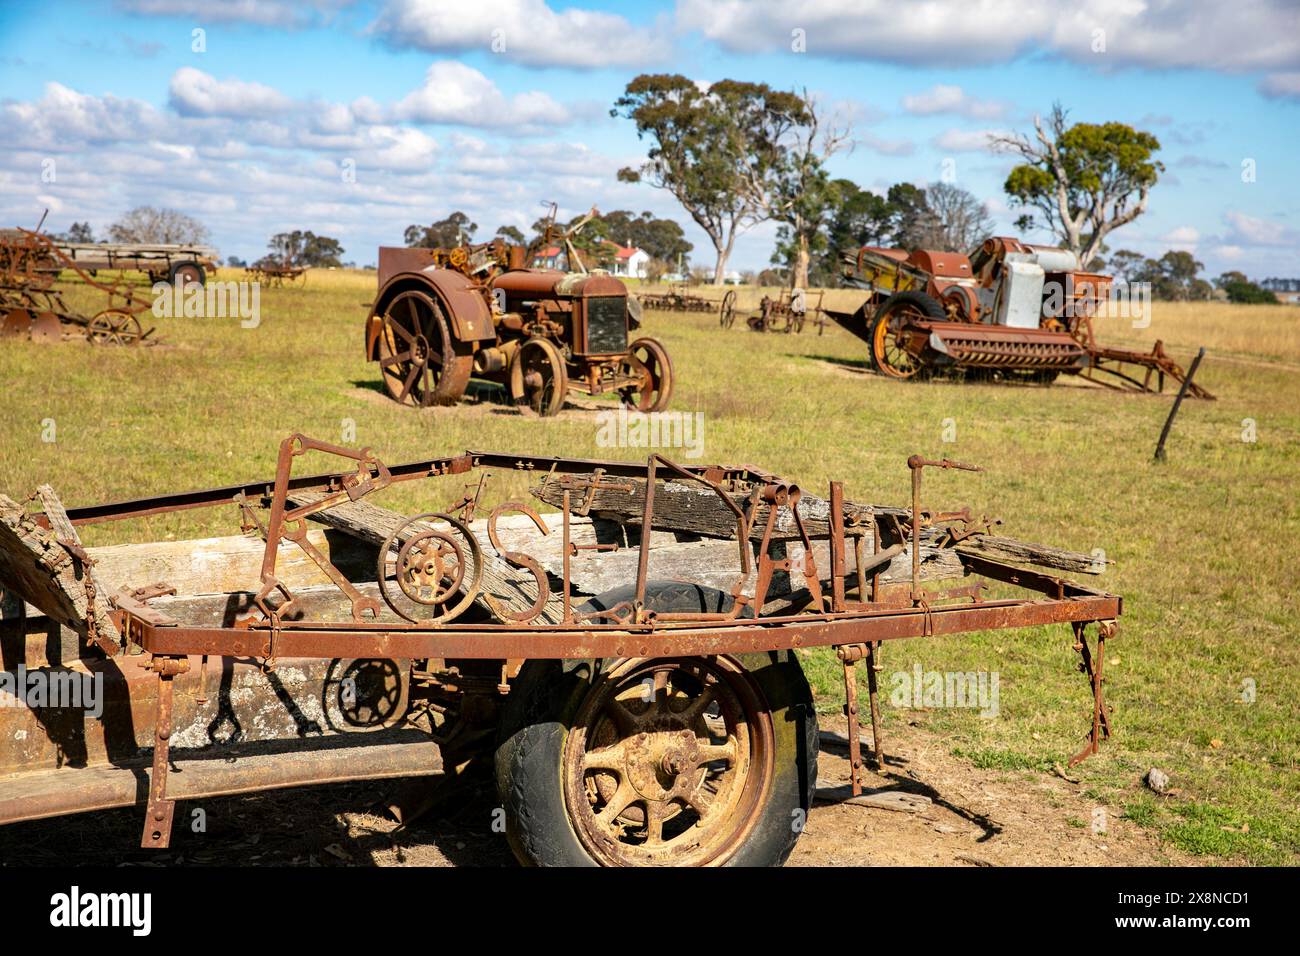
[617,337,673,413]
[376,290,472,407]
[869,291,943,379]
[376,511,484,624]
[718,290,737,329]
[562,657,773,866]
[509,337,568,417]
[495,582,819,868]
[87,310,142,346]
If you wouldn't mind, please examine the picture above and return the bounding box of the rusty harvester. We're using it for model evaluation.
[365,236,672,417]
[0,433,1120,866]
[827,236,1214,398]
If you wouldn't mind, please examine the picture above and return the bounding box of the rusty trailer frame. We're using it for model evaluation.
[6,437,1120,862]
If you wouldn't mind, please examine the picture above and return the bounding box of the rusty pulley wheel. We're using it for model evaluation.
[376,511,483,624]
[617,337,673,413]
[509,337,568,417]
[376,290,472,407]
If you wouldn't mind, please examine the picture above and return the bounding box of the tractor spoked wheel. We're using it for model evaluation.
[618,337,673,413]
[88,310,142,346]
[510,337,568,417]
[377,290,472,407]
[869,291,943,379]
[719,290,737,329]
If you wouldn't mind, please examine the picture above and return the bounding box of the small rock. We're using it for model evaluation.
[1145,767,1171,793]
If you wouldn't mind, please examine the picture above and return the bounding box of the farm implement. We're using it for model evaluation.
[0,227,158,346]
[640,282,725,315]
[827,236,1214,398]
[721,288,827,334]
[366,236,672,417]
[0,433,1121,866]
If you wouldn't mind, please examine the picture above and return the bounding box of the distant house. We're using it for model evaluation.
[531,246,566,271]
[605,242,650,279]
[1261,277,1300,305]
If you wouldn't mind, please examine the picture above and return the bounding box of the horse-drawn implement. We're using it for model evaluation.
[0,433,1120,865]
[640,282,723,314]
[721,288,827,334]
[828,237,1213,398]
[365,239,672,416]
[0,228,157,346]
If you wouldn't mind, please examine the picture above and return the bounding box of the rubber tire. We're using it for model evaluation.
[494,581,818,867]
[169,260,205,288]
[868,290,944,377]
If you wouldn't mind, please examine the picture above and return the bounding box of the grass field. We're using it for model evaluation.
[2,268,1297,864]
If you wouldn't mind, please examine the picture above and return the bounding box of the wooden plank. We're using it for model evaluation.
[955,536,1106,575]
[0,491,119,652]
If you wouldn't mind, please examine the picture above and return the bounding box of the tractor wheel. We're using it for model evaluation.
[494,582,818,867]
[510,337,568,417]
[869,291,943,379]
[618,337,673,413]
[376,290,473,407]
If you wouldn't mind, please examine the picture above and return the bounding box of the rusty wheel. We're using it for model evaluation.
[88,309,142,346]
[617,336,673,413]
[562,657,774,866]
[376,290,472,407]
[719,290,737,329]
[495,582,818,868]
[377,511,483,624]
[169,261,205,289]
[509,337,568,417]
[869,291,942,379]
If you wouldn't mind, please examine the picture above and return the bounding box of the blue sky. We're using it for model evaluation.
[2,0,1297,278]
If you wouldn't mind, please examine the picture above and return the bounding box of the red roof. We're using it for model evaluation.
[536,246,562,258]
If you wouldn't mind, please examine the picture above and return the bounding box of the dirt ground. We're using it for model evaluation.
[0,717,1191,867]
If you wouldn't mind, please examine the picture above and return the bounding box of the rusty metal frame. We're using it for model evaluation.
[26,436,1123,849]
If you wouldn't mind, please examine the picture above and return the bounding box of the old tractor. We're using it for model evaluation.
[365,237,672,417]
[827,236,1213,398]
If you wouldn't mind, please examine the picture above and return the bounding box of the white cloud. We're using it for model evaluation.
[394,61,571,128]
[169,67,293,118]
[372,0,671,68]
[675,0,1300,72]
[902,85,1009,119]
[1161,226,1200,248]
[932,128,1006,153]
[1223,211,1296,246]
[1259,72,1300,99]
[857,132,914,156]
[0,82,164,149]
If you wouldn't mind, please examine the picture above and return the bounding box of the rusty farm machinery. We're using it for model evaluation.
[366,234,672,417]
[640,281,726,315]
[826,236,1214,398]
[0,432,1120,866]
[0,227,158,346]
[720,287,828,334]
